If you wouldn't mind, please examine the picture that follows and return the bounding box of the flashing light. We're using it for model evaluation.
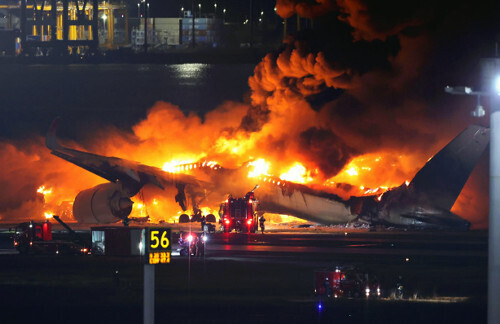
[202,235,208,242]
[187,234,193,243]
[247,219,253,225]
[224,219,230,225]
[365,288,370,297]
[377,287,381,296]
[318,303,322,310]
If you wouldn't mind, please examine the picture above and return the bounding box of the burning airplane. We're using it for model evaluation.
[0,0,490,229]
[46,118,488,230]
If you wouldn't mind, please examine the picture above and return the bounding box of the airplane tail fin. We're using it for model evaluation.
[408,125,489,211]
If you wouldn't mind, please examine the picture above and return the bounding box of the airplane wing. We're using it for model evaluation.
[46,118,210,197]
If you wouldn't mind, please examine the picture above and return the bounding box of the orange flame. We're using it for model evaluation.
[37,185,52,196]
[248,158,271,178]
[279,162,313,184]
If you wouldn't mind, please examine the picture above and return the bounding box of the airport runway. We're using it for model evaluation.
[0,228,488,323]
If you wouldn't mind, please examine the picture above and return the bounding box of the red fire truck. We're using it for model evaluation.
[315,266,382,298]
[13,219,88,255]
[219,188,259,233]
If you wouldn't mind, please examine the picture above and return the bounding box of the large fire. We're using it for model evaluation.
[0,1,489,228]
[5,96,485,226]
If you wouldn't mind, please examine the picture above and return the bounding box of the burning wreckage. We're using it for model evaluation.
[46,119,489,230]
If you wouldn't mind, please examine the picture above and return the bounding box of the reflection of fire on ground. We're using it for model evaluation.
[265,214,308,224]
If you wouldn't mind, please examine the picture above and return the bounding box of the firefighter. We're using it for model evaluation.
[395,276,404,299]
[259,215,266,234]
[197,232,205,256]
[324,277,332,297]
[201,215,206,231]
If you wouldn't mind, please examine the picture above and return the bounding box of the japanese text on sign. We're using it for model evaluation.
[149,252,171,264]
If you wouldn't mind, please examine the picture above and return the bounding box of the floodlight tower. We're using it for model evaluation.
[446,57,500,324]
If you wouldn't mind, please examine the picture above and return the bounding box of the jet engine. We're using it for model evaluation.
[73,183,134,223]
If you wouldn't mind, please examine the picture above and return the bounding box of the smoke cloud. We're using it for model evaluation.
[0,0,494,228]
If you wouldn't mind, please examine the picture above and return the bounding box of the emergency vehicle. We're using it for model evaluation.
[178,231,207,256]
[219,188,259,233]
[13,219,89,255]
[315,266,382,298]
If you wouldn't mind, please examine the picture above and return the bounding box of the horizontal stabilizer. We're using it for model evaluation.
[400,210,470,230]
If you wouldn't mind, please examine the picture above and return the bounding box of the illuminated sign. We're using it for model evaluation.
[148,251,171,265]
[145,228,171,265]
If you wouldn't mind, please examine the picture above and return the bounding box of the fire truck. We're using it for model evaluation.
[315,266,382,298]
[13,217,89,255]
[219,187,259,233]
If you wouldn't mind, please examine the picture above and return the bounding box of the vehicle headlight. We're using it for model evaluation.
[365,288,370,296]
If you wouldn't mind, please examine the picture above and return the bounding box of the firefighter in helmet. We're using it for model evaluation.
[259,215,266,234]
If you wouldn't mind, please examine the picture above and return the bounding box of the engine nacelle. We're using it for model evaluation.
[73,183,134,223]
